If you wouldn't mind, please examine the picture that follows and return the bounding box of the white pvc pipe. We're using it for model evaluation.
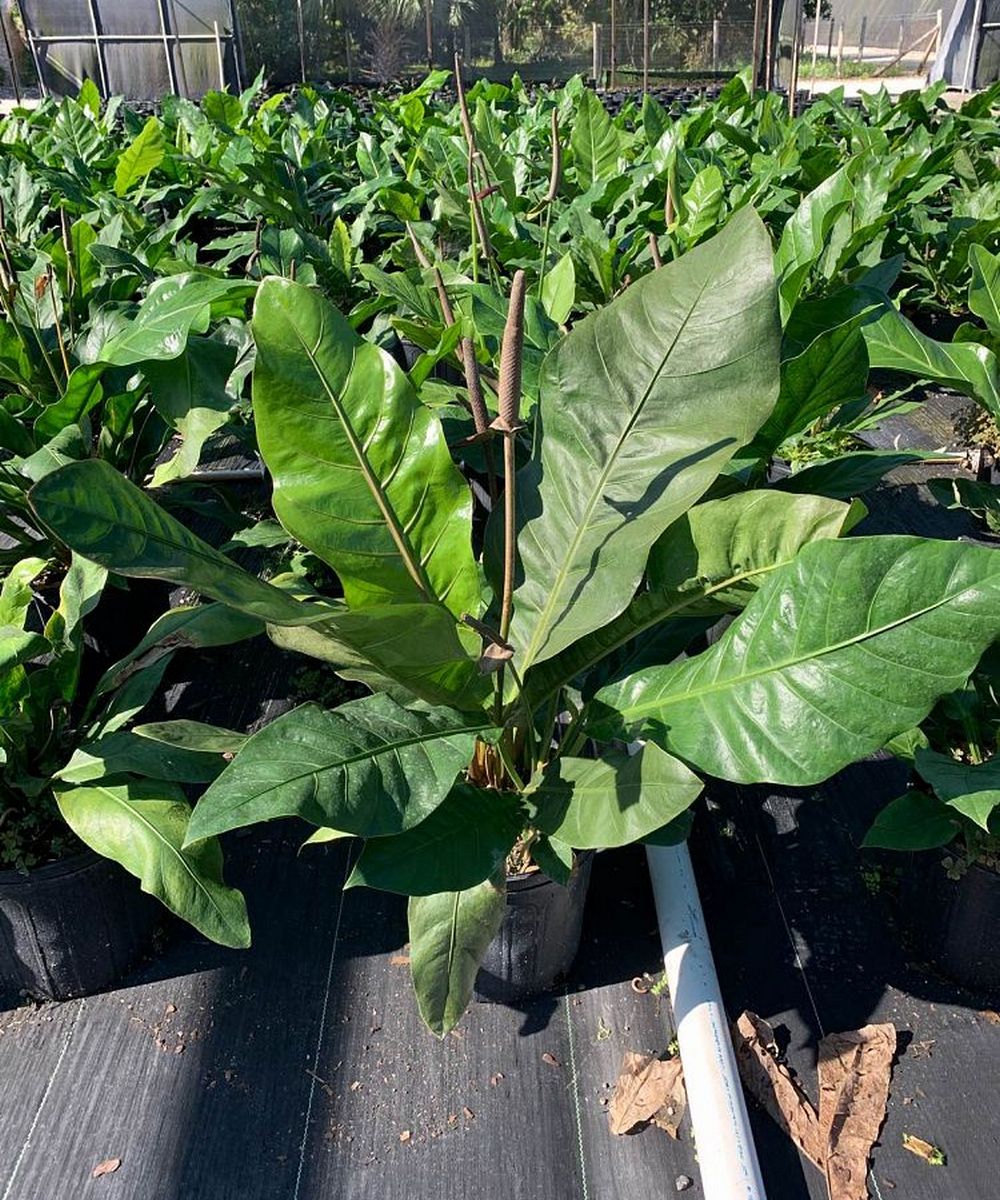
[646,841,767,1200]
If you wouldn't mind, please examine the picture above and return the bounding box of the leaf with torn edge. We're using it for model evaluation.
[608,1050,686,1138]
[818,1024,896,1200]
[733,1012,825,1169]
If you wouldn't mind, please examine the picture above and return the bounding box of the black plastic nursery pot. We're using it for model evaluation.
[474,851,594,1004]
[0,850,160,1003]
[903,851,1000,995]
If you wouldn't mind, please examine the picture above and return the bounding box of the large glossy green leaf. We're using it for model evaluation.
[29,460,326,625]
[251,278,480,617]
[505,207,780,674]
[187,696,489,843]
[915,749,1000,830]
[408,876,506,1038]
[346,783,523,896]
[595,536,1000,786]
[571,89,621,189]
[529,743,703,849]
[864,307,1000,419]
[55,780,250,948]
[523,491,855,707]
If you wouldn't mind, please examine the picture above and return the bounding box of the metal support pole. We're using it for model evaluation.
[788,0,803,114]
[961,0,985,95]
[836,21,844,73]
[295,0,306,83]
[424,0,433,73]
[642,0,649,92]
[826,15,834,59]
[84,0,110,95]
[213,20,226,90]
[857,14,867,64]
[712,18,720,71]
[155,0,178,95]
[751,0,764,88]
[609,0,616,89]
[12,1,45,96]
[592,22,600,84]
[809,0,821,92]
[228,0,245,91]
[764,0,775,88]
[1,5,22,103]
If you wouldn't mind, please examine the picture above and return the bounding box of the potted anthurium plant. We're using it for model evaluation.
[0,552,254,999]
[30,210,1000,1034]
[864,649,1000,991]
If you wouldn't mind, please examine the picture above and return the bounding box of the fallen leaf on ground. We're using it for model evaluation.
[733,1011,896,1200]
[92,1159,121,1179]
[902,1133,946,1165]
[541,1052,560,1068]
[390,956,410,967]
[818,1023,896,1200]
[608,1050,686,1138]
[398,1130,411,1144]
[979,1010,1000,1025]
[490,1072,504,1086]
[733,1012,824,1168]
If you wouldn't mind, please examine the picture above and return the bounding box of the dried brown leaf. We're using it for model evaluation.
[733,1012,825,1169]
[818,1023,896,1200]
[541,1052,560,1068]
[390,955,410,967]
[609,1051,686,1137]
[92,1159,121,1179]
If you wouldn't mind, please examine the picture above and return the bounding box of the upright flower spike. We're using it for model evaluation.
[493,270,527,435]
[492,270,527,647]
[545,108,562,204]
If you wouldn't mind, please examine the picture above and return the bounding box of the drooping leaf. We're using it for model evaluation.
[251,277,481,617]
[505,207,780,674]
[408,876,506,1037]
[864,306,1000,419]
[55,780,250,948]
[595,536,1000,786]
[775,451,930,499]
[915,749,1000,831]
[862,791,958,851]
[30,460,326,625]
[133,720,248,755]
[529,743,703,849]
[346,783,523,896]
[187,697,489,843]
[55,730,226,785]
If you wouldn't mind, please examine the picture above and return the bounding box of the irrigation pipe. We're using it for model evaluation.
[646,840,767,1200]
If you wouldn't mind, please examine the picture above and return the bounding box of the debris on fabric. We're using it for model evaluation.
[902,1133,947,1165]
[608,1050,686,1138]
[733,1010,897,1200]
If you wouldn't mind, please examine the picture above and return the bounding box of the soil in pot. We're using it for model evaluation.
[0,851,160,1004]
[902,850,1000,996]
[474,851,594,1004]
